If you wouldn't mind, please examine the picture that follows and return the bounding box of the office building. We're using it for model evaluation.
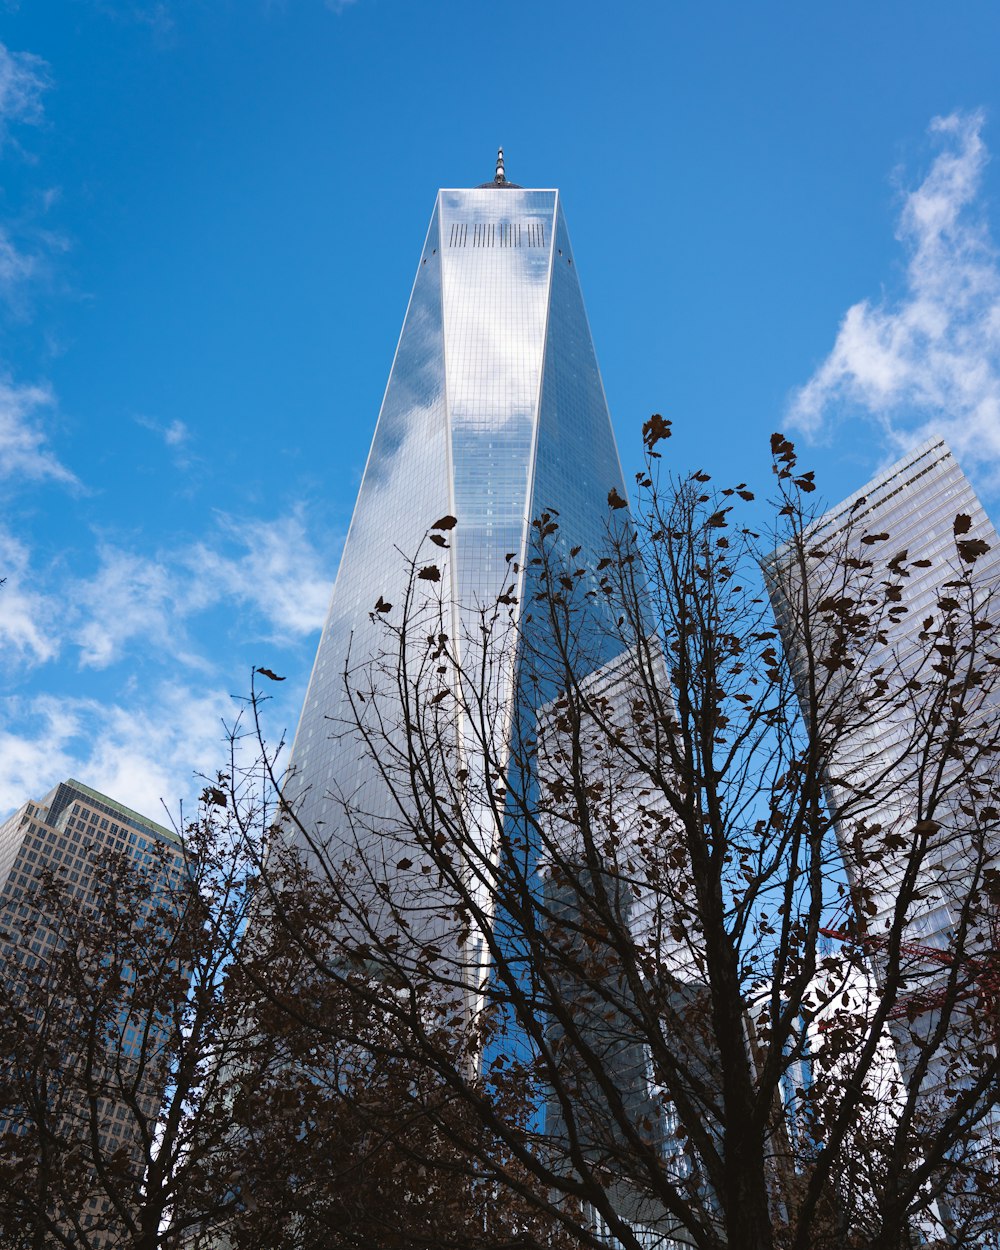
[769,438,1000,960]
[0,778,186,1245]
[767,438,1000,1236]
[0,777,183,918]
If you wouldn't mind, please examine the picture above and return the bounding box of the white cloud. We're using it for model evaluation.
[0,219,67,317]
[163,418,188,447]
[0,226,37,291]
[0,520,321,818]
[69,512,334,670]
[189,512,333,639]
[0,43,66,448]
[0,41,48,147]
[0,530,59,665]
[0,375,76,485]
[135,413,190,450]
[76,684,233,820]
[0,683,238,823]
[0,512,332,676]
[73,546,189,669]
[789,110,1000,484]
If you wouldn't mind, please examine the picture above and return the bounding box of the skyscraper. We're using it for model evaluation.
[286,152,631,886]
[768,437,1000,963]
[766,439,1000,1236]
[760,435,1000,1235]
[283,155,690,1245]
[0,778,187,1245]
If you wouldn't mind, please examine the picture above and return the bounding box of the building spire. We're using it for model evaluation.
[475,148,520,189]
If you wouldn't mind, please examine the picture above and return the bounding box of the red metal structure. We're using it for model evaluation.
[818,923,999,1030]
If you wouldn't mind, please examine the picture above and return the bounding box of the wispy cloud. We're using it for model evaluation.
[135,414,192,466]
[0,45,71,477]
[0,36,240,822]
[0,683,238,822]
[73,546,194,670]
[0,375,77,485]
[0,226,38,292]
[0,41,48,148]
[789,110,1000,484]
[0,215,69,318]
[64,511,335,670]
[0,517,322,817]
[162,418,188,447]
[0,530,59,665]
[189,512,333,639]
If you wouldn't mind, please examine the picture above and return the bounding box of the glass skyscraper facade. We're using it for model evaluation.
[286,161,630,867]
[767,439,1000,1240]
[769,437,1000,960]
[284,155,684,1245]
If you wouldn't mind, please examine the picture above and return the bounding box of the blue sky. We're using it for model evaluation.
[2,0,1000,820]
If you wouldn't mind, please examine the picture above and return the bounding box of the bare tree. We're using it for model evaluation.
[10,424,994,1250]
[220,861,577,1250]
[0,734,573,1250]
[0,770,272,1250]
[250,422,1000,1250]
